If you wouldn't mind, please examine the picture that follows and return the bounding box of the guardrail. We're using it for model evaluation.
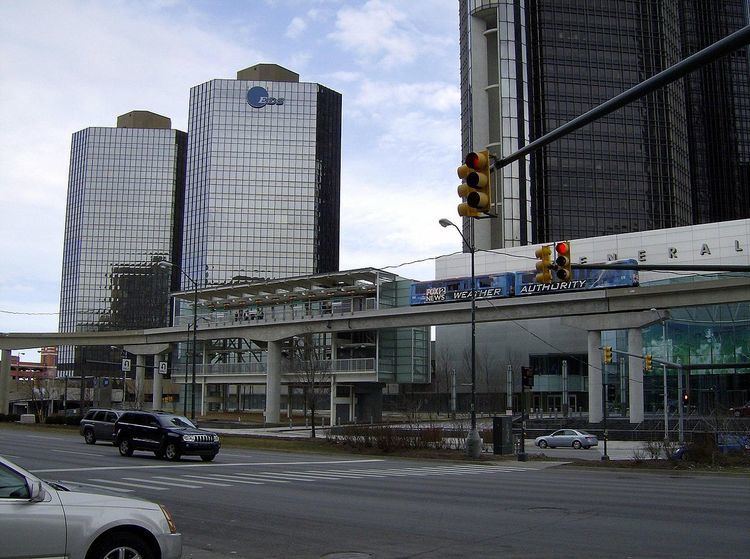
[170,358,377,382]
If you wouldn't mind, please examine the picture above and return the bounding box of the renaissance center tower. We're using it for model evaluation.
[181,64,342,288]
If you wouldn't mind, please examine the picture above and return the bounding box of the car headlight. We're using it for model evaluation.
[182,435,196,442]
[213,434,220,442]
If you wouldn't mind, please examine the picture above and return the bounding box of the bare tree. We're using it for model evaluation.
[290,334,332,439]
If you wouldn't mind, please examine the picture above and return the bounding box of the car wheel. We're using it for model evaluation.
[538,440,548,449]
[89,531,154,559]
[118,438,134,457]
[84,429,96,445]
[572,440,582,449]
[201,453,217,462]
[164,442,181,461]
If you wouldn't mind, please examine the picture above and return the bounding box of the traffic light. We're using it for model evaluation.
[534,245,553,284]
[603,346,613,364]
[644,354,652,372]
[457,150,492,217]
[606,384,616,401]
[521,366,534,389]
[682,392,689,403]
[554,241,572,281]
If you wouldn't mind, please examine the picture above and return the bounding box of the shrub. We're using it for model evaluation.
[45,415,67,425]
[0,413,21,423]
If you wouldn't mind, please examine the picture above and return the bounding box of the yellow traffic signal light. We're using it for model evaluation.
[457,150,492,217]
[644,354,652,372]
[534,245,553,284]
[603,346,613,364]
[554,241,572,282]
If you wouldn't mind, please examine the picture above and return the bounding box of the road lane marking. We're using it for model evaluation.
[90,478,168,490]
[59,480,133,493]
[230,473,290,483]
[32,458,384,474]
[200,474,264,485]
[121,477,203,489]
[179,475,233,487]
[51,449,106,457]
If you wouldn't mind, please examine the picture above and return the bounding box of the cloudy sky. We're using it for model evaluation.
[0,0,463,337]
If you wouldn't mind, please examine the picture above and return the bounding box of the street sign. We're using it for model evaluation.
[121,358,131,372]
[102,377,110,387]
[158,361,168,375]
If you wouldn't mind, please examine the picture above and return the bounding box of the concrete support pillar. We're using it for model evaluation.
[265,340,281,424]
[588,331,603,423]
[152,353,163,411]
[0,349,11,415]
[135,354,146,410]
[628,328,644,424]
[330,375,336,426]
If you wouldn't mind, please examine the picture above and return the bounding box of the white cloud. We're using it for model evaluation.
[286,16,307,38]
[328,0,452,68]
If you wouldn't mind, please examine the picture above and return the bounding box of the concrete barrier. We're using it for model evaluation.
[19,414,36,424]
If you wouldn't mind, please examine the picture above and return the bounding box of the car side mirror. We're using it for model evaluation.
[28,480,45,502]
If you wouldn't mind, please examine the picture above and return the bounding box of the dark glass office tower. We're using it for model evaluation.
[680,0,750,224]
[181,64,341,288]
[58,111,186,375]
[460,0,749,248]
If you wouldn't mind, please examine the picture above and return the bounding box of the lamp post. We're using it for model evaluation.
[651,308,670,444]
[159,260,198,421]
[439,218,482,458]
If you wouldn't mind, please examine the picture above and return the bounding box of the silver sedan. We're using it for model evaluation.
[0,455,182,559]
[535,429,599,449]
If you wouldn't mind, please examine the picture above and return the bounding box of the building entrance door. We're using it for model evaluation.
[548,395,561,413]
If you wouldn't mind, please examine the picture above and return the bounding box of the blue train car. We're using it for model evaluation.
[514,259,639,296]
[410,273,515,305]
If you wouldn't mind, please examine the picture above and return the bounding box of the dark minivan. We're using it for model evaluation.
[113,411,220,461]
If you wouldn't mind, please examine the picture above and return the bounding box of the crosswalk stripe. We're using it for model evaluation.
[179,475,233,487]
[59,480,133,493]
[252,472,326,482]
[122,477,203,489]
[230,473,291,483]
[200,474,263,485]
[90,478,168,491]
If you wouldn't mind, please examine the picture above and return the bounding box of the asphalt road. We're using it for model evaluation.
[1,427,748,558]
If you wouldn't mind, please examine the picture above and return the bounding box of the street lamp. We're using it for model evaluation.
[439,218,482,458]
[159,260,199,421]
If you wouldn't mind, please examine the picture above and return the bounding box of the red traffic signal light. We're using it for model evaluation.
[554,241,572,281]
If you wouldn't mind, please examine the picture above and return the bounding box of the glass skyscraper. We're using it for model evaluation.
[57,111,186,375]
[181,64,342,288]
[460,0,749,248]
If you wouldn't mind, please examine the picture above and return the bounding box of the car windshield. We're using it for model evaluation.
[158,415,196,429]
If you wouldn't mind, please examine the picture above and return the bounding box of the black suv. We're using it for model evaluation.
[113,411,220,462]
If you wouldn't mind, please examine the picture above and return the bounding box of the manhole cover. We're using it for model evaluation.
[321,553,373,559]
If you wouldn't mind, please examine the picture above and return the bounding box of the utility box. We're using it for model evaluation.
[492,416,514,455]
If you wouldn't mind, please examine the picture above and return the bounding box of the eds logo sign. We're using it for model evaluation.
[247,86,285,108]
